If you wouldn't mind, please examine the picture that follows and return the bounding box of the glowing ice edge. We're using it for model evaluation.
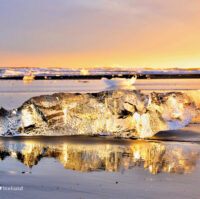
[0,90,199,138]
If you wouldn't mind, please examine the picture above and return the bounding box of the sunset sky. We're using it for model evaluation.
[0,0,200,68]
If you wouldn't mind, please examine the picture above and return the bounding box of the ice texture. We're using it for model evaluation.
[0,90,199,138]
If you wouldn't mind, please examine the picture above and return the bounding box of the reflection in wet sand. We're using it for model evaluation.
[0,138,199,175]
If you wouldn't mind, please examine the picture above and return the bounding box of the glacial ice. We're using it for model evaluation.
[0,90,199,138]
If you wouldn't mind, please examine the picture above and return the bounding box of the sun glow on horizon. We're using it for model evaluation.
[0,0,200,69]
[1,52,200,69]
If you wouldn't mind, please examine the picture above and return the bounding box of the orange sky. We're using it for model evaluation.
[0,0,200,69]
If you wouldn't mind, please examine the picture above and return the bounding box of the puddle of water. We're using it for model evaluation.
[0,137,199,175]
[0,136,200,199]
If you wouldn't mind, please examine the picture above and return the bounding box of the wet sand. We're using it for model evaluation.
[0,136,200,199]
[0,79,200,199]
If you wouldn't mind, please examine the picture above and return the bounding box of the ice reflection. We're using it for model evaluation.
[0,137,199,175]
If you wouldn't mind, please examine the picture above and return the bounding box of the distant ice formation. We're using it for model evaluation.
[102,76,137,89]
